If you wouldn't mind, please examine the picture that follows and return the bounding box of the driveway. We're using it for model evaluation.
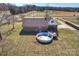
[56,18,76,30]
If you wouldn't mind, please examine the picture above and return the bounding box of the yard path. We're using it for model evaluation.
[56,18,76,30]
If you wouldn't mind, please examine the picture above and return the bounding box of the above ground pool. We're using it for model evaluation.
[36,32,54,44]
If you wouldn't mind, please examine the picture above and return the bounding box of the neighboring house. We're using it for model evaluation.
[23,17,50,31]
[22,17,58,33]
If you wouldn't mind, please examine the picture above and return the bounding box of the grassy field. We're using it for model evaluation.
[0,22,79,56]
[63,17,79,25]
[22,11,45,17]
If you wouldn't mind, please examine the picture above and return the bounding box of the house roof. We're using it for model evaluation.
[23,17,50,28]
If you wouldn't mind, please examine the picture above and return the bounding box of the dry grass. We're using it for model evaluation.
[0,22,79,56]
[20,11,79,17]
[63,17,79,25]
[51,12,79,17]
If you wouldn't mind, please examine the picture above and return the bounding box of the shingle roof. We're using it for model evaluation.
[23,17,50,28]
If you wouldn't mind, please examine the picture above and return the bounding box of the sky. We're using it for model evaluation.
[13,3,79,7]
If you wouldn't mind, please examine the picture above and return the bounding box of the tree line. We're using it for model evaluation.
[0,3,79,15]
[2,4,77,15]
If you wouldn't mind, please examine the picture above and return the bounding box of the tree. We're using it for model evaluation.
[0,13,9,41]
[9,7,16,30]
[9,7,16,15]
[0,14,4,25]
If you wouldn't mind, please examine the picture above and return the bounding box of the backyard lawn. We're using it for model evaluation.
[0,22,79,56]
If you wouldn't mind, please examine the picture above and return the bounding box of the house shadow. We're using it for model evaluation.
[19,29,39,35]
[19,29,48,35]
[19,29,58,45]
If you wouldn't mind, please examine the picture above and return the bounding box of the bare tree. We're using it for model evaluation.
[9,7,16,30]
[0,11,11,41]
[0,13,5,24]
[0,13,11,26]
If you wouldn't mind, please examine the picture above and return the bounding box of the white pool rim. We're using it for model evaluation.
[36,32,54,43]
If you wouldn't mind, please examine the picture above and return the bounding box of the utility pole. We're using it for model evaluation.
[45,3,50,20]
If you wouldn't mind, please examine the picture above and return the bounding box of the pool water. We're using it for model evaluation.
[36,32,53,43]
[38,36,51,41]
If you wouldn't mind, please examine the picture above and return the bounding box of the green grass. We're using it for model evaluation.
[0,22,79,56]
